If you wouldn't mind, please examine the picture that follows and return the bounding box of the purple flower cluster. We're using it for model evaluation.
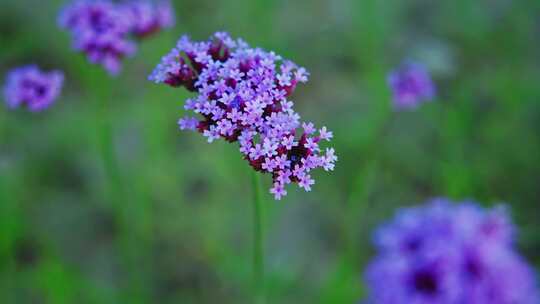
[365,198,539,304]
[3,65,64,112]
[59,0,174,75]
[149,32,337,200]
[388,61,435,110]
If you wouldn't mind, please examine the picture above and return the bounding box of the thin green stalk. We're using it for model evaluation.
[91,76,146,304]
[85,70,124,204]
[343,110,395,260]
[96,89,123,200]
[1,110,23,303]
[0,166,17,304]
[347,110,394,205]
[251,171,265,304]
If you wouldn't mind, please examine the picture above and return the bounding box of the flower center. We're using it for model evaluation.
[35,85,47,97]
[465,256,483,279]
[90,9,110,33]
[230,96,242,109]
[288,145,307,167]
[413,269,438,295]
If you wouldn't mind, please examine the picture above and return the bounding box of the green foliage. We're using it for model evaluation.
[1,0,539,303]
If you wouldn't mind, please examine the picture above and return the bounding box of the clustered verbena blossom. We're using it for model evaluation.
[59,0,174,75]
[149,32,337,200]
[388,61,435,110]
[3,65,64,112]
[364,198,539,304]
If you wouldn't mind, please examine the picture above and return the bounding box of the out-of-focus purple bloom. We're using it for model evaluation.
[364,198,539,304]
[59,0,174,75]
[388,61,435,110]
[149,32,337,200]
[123,0,175,38]
[59,0,135,75]
[3,65,64,112]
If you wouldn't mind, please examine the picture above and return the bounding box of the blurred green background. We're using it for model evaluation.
[1,0,540,303]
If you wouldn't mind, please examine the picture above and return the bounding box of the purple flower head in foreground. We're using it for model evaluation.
[149,32,337,200]
[59,0,174,75]
[3,65,64,112]
[388,61,435,110]
[123,0,175,38]
[365,198,539,304]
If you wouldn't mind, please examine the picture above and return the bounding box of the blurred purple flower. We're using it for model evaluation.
[123,0,175,38]
[364,198,539,304]
[59,0,174,75]
[149,32,337,200]
[59,0,136,75]
[3,65,64,112]
[388,61,435,110]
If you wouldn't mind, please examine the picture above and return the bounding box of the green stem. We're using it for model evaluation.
[97,94,123,201]
[0,165,16,304]
[343,110,395,261]
[85,69,124,205]
[0,108,15,272]
[347,111,394,205]
[251,171,265,303]
[92,77,144,303]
